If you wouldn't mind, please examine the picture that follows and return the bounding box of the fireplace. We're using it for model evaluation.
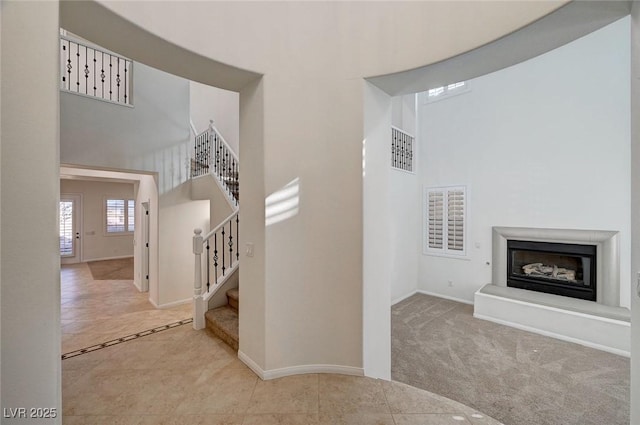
[476,227,628,355]
[507,240,597,301]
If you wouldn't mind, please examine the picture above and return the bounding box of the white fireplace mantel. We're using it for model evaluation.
[492,226,620,307]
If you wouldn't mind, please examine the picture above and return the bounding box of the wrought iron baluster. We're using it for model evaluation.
[228,219,234,267]
[101,52,105,98]
[225,150,230,196]
[206,242,210,292]
[213,233,219,284]
[400,134,407,170]
[76,44,80,92]
[236,214,240,262]
[93,50,97,96]
[215,135,220,175]
[391,129,396,168]
[124,62,128,103]
[116,57,120,102]
[109,58,113,100]
[221,226,226,276]
[233,159,238,203]
[206,131,211,171]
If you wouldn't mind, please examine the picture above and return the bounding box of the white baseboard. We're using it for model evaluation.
[238,351,265,379]
[85,254,134,262]
[391,290,419,306]
[416,290,474,306]
[158,298,191,309]
[474,286,630,357]
[148,297,191,310]
[473,312,630,357]
[238,350,364,380]
[392,289,474,306]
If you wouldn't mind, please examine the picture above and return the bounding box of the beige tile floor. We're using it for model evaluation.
[61,262,191,354]
[61,263,500,425]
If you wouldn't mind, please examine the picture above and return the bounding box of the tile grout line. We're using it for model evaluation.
[61,318,193,360]
[380,380,399,425]
[242,373,261,424]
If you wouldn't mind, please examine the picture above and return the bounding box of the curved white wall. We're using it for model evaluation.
[4,2,626,413]
[70,0,567,378]
[417,17,631,307]
[61,0,616,378]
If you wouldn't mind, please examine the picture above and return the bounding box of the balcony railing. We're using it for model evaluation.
[60,34,132,106]
[391,126,414,173]
[191,121,239,206]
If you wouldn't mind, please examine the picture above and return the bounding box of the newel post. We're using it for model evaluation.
[193,228,205,330]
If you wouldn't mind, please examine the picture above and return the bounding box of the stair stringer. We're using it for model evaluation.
[207,267,239,311]
[194,261,239,330]
[191,172,235,207]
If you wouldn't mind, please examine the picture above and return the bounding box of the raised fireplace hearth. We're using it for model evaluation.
[474,226,629,356]
[507,240,597,301]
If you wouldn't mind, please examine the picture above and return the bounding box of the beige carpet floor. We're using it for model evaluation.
[87,257,134,280]
[391,293,630,425]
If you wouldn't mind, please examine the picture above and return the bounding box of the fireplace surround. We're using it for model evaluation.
[474,226,629,355]
[507,240,597,301]
[491,227,619,306]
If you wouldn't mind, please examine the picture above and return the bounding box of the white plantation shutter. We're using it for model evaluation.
[127,200,135,232]
[106,199,126,233]
[447,189,465,252]
[427,190,444,249]
[106,199,135,233]
[424,186,466,256]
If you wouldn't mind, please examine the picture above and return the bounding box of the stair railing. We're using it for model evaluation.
[60,31,133,106]
[210,120,239,206]
[191,120,239,207]
[192,209,240,330]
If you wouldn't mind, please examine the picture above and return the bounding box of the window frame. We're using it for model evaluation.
[423,185,468,258]
[422,81,470,104]
[105,198,135,235]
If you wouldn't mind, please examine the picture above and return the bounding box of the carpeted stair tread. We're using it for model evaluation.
[205,305,238,351]
[227,288,239,312]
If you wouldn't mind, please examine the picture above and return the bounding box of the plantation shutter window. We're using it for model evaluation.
[424,186,466,256]
[127,200,135,232]
[427,190,444,249]
[106,199,135,234]
[447,189,465,252]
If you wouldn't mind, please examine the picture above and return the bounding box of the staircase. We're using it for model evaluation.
[205,288,239,350]
[191,121,241,351]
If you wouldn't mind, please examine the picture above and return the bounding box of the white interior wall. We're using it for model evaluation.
[238,77,267,371]
[157,183,209,306]
[389,94,420,304]
[60,179,135,262]
[190,81,240,156]
[391,94,417,136]
[60,57,205,306]
[1,2,61,421]
[630,3,640,423]
[59,167,160,304]
[60,61,191,194]
[82,0,571,378]
[417,17,631,307]
[363,82,393,379]
[5,0,614,413]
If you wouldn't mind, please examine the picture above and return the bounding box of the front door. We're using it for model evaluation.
[60,194,82,264]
